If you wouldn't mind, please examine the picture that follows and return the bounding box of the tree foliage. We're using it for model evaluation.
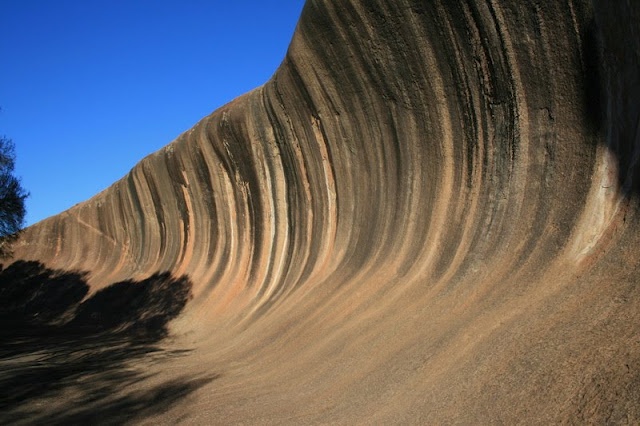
[0,136,28,257]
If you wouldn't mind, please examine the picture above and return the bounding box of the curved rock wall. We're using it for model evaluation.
[10,0,640,422]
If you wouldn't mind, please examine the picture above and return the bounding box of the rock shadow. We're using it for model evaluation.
[585,13,640,197]
[0,260,213,424]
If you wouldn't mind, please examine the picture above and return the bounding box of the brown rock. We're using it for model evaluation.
[4,0,640,423]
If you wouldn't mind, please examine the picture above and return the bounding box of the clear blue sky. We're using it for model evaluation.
[0,0,305,226]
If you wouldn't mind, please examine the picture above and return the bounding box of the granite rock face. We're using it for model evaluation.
[9,0,640,422]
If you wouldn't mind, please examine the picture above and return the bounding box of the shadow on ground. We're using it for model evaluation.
[0,261,215,425]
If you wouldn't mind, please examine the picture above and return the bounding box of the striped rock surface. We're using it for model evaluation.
[9,0,640,423]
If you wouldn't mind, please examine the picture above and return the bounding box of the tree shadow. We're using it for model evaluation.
[69,271,193,340]
[0,261,214,424]
[0,260,89,334]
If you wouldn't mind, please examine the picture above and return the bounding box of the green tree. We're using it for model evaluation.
[0,135,28,257]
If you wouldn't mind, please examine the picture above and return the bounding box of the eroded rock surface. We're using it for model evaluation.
[6,0,640,423]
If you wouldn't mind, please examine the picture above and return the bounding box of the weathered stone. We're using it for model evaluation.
[6,0,640,423]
